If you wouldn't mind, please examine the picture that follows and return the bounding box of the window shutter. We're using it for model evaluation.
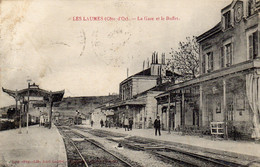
[247,1,249,17]
[211,52,214,70]
[202,55,206,73]
[243,1,247,18]
[220,46,224,67]
[226,46,230,66]
[251,0,255,15]
[231,9,234,27]
[230,43,233,65]
[249,34,253,59]
[207,54,210,70]
[253,31,258,58]
[221,16,225,30]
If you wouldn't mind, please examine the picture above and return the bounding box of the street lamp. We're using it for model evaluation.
[26,79,32,134]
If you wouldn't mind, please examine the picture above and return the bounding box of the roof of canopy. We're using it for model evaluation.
[2,87,65,102]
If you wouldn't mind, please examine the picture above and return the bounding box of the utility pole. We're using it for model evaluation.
[19,99,22,134]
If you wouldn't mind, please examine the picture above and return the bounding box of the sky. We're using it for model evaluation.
[0,0,231,107]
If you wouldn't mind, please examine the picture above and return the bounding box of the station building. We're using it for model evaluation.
[104,53,181,129]
[156,0,260,139]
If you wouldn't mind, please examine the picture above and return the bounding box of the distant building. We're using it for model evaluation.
[91,106,107,126]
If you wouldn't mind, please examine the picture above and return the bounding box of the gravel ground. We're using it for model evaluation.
[74,129,173,167]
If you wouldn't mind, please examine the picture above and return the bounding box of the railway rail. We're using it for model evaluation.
[72,126,252,167]
[57,126,134,167]
[124,137,246,167]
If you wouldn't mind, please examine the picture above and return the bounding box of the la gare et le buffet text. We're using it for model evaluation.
[72,16,180,21]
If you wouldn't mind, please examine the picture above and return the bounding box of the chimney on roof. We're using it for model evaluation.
[151,51,161,76]
[156,65,163,85]
[143,60,145,75]
[161,53,166,64]
[156,52,158,64]
[152,52,154,64]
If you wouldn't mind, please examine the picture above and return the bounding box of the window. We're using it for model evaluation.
[223,11,231,29]
[202,52,213,73]
[249,31,258,59]
[219,43,233,68]
[207,52,213,71]
[202,55,206,73]
[225,43,232,66]
[122,87,125,100]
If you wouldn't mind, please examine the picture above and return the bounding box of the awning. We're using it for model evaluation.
[102,98,146,110]
[2,87,65,103]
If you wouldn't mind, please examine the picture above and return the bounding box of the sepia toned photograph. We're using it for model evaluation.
[0,0,260,166]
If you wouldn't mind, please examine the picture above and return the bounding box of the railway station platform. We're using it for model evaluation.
[0,125,67,167]
[82,124,260,159]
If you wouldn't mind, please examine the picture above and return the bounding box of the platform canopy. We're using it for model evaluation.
[2,86,65,103]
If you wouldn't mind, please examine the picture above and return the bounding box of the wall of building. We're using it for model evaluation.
[199,73,255,137]
[185,103,194,126]
[132,77,157,96]
[199,2,259,75]
[145,91,164,128]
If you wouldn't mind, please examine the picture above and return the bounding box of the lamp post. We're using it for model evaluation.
[26,79,32,134]
[19,99,23,134]
[15,90,22,134]
[48,93,53,129]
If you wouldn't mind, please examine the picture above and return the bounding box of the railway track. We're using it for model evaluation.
[57,126,134,167]
[72,126,251,167]
[122,137,245,167]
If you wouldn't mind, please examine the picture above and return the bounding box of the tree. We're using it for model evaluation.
[169,36,199,81]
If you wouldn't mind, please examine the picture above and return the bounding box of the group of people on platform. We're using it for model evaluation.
[91,119,113,128]
[91,116,161,136]
[123,117,133,131]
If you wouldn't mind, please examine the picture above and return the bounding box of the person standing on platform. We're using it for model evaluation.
[129,118,133,130]
[154,116,161,136]
[108,119,111,128]
[100,119,104,128]
[90,120,94,127]
[124,117,129,131]
[105,119,108,128]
